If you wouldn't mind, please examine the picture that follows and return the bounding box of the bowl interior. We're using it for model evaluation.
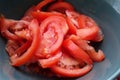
[0,0,120,80]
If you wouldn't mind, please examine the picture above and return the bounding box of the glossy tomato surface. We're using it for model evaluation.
[0,0,120,80]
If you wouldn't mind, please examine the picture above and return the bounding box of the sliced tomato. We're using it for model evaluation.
[86,47,105,62]
[0,15,31,41]
[6,40,20,56]
[66,17,77,34]
[77,14,102,41]
[65,10,103,41]
[15,29,31,40]
[69,35,105,62]
[35,16,68,58]
[50,52,93,77]
[32,11,64,23]
[65,10,81,34]
[10,19,40,66]
[69,35,90,50]
[0,16,20,40]
[76,26,99,40]
[47,2,74,13]
[92,30,104,42]
[15,40,31,56]
[62,39,93,64]
[34,0,54,11]
[38,51,62,68]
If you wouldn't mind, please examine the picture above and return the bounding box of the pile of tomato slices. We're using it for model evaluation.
[0,0,105,78]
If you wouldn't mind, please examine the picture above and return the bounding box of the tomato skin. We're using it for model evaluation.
[38,51,62,68]
[10,19,40,66]
[51,64,93,77]
[47,2,74,13]
[36,16,67,58]
[62,39,93,65]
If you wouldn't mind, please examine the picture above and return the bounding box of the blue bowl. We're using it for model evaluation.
[0,0,120,80]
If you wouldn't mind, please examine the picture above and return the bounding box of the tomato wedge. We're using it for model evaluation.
[65,10,81,34]
[15,40,31,56]
[66,17,77,34]
[10,19,40,66]
[86,47,105,62]
[65,10,103,41]
[69,35,90,50]
[6,40,20,56]
[69,35,105,62]
[32,11,64,23]
[62,39,93,64]
[77,14,103,41]
[50,52,93,77]
[38,51,62,68]
[47,2,74,13]
[15,29,31,40]
[92,30,104,42]
[36,16,68,58]
[76,26,99,40]
[0,15,20,40]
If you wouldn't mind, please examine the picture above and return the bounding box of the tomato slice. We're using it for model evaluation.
[15,40,31,56]
[86,47,105,62]
[38,51,62,68]
[32,11,64,23]
[65,10,81,34]
[50,52,93,77]
[66,17,77,34]
[10,19,40,66]
[92,30,104,42]
[0,16,20,40]
[69,35,90,50]
[47,2,74,13]
[76,26,99,40]
[15,29,31,40]
[35,16,68,58]
[62,39,93,64]
[77,14,102,41]
[69,35,105,62]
